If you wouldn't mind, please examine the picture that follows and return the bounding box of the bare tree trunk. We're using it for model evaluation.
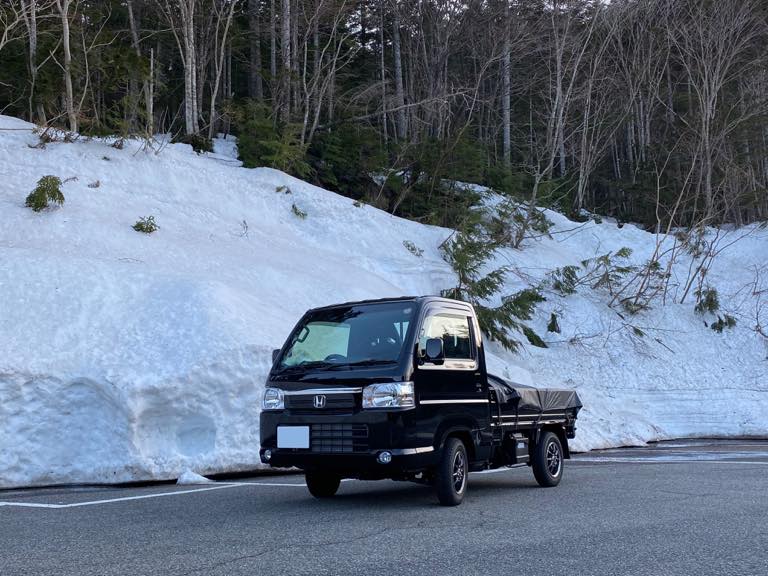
[21,0,46,123]
[185,5,199,134]
[127,0,154,134]
[327,38,335,123]
[553,7,566,177]
[208,0,237,139]
[148,46,155,135]
[379,0,387,147]
[665,62,674,126]
[555,115,566,177]
[280,0,290,122]
[270,0,277,83]
[55,0,76,132]
[575,82,593,211]
[291,0,299,114]
[126,0,139,129]
[249,0,264,100]
[501,0,511,168]
[159,0,200,135]
[391,5,405,140]
[312,4,319,78]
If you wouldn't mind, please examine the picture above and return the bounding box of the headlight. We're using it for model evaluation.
[262,387,284,410]
[362,382,415,409]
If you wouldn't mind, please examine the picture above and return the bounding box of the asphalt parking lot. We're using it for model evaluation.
[2,440,767,576]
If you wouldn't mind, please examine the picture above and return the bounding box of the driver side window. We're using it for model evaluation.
[419,313,474,360]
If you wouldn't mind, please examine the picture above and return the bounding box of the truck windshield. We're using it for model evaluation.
[277,302,415,372]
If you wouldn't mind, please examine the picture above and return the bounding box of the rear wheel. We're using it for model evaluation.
[532,431,564,487]
[435,437,468,506]
[305,471,341,498]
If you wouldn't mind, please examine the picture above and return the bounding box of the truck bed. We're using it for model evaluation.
[487,374,582,430]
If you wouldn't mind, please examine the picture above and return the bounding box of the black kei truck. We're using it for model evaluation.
[260,296,582,506]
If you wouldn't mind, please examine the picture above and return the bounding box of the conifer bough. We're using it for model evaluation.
[25,175,65,212]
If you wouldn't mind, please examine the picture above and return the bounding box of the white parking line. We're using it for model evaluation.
[0,481,308,510]
[636,443,768,449]
[241,481,309,487]
[573,458,768,465]
[3,457,767,510]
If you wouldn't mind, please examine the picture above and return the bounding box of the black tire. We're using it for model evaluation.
[435,437,468,506]
[532,431,564,487]
[305,471,341,498]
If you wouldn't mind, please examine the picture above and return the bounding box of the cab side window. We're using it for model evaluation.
[420,313,473,360]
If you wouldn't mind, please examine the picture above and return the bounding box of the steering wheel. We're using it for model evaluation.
[324,354,347,363]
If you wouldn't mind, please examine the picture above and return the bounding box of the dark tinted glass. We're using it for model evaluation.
[278,302,415,369]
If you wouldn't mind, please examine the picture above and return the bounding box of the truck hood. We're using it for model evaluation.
[268,365,408,388]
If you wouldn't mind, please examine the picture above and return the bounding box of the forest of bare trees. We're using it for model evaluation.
[1,0,767,229]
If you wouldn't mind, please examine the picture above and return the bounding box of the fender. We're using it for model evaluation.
[434,418,482,461]
[533,425,571,459]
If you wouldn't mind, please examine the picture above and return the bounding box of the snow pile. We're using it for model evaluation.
[485,213,768,451]
[1,114,766,487]
[176,469,215,485]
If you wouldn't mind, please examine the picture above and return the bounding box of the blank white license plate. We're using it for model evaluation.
[277,426,310,449]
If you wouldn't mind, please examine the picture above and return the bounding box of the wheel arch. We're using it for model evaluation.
[540,424,571,459]
[435,421,477,462]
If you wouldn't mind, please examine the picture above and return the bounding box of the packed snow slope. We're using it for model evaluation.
[1,115,766,488]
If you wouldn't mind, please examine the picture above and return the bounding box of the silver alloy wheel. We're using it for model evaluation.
[546,440,562,477]
[452,449,466,493]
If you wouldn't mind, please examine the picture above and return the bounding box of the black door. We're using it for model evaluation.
[414,303,491,461]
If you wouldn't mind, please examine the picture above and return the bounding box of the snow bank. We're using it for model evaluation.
[176,469,215,485]
[1,115,766,487]
[484,211,768,451]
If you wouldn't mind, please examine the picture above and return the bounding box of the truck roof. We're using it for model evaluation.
[307,295,469,313]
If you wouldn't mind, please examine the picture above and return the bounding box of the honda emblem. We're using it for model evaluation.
[313,395,326,409]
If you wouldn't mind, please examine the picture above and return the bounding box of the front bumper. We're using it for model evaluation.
[260,410,436,478]
[260,447,436,478]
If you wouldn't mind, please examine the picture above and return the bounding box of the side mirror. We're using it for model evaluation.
[424,338,445,365]
[272,349,281,364]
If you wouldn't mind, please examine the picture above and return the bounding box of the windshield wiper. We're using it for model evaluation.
[276,359,397,375]
[275,360,334,374]
[325,359,397,370]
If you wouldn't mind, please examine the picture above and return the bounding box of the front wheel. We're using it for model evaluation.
[435,437,468,506]
[305,471,341,498]
[532,431,564,487]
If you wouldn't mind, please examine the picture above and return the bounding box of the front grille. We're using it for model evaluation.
[287,394,356,412]
[311,424,369,453]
